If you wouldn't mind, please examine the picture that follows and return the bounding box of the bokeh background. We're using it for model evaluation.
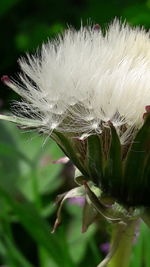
[0,0,150,266]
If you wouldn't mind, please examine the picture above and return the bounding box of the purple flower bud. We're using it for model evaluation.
[100,242,110,254]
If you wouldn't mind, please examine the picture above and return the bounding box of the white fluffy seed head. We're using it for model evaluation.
[8,20,150,143]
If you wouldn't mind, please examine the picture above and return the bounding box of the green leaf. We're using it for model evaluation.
[87,135,103,185]
[132,221,150,267]
[0,0,20,17]
[3,236,33,267]
[0,122,21,195]
[68,217,96,264]
[66,202,96,264]
[38,247,58,267]
[142,222,150,267]
[0,187,70,266]
[0,122,63,200]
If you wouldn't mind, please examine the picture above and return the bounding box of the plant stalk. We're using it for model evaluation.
[107,220,138,267]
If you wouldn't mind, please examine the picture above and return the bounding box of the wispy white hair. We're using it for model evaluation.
[1,20,150,143]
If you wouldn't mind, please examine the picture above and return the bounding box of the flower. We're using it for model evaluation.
[1,20,150,208]
[1,19,150,267]
[1,20,150,144]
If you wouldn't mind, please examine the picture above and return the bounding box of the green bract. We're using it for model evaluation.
[52,114,150,208]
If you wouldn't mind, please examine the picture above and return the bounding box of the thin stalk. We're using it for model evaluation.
[97,220,138,267]
[107,220,138,267]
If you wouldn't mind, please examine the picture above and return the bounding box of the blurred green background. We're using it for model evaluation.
[0,0,150,266]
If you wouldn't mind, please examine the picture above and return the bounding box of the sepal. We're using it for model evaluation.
[74,168,85,185]
[103,123,122,196]
[123,114,150,206]
[82,200,99,233]
[52,186,85,233]
[83,181,122,223]
[87,134,103,185]
[52,131,89,177]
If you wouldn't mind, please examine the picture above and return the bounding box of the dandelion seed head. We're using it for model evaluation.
[3,20,150,143]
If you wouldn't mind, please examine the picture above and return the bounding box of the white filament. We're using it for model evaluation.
[6,20,150,143]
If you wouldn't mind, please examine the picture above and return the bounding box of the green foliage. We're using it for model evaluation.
[0,121,101,266]
[130,222,150,267]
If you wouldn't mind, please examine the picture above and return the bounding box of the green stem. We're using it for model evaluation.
[107,220,138,267]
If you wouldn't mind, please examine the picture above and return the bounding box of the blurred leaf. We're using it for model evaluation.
[0,121,64,200]
[147,0,150,9]
[0,0,20,17]
[15,22,64,52]
[50,23,64,35]
[41,203,56,218]
[0,187,74,267]
[19,167,62,201]
[0,122,21,194]
[142,222,150,267]
[2,236,33,267]
[38,247,58,267]
[82,0,120,24]
[67,203,96,264]
[130,221,143,267]
[122,4,150,27]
